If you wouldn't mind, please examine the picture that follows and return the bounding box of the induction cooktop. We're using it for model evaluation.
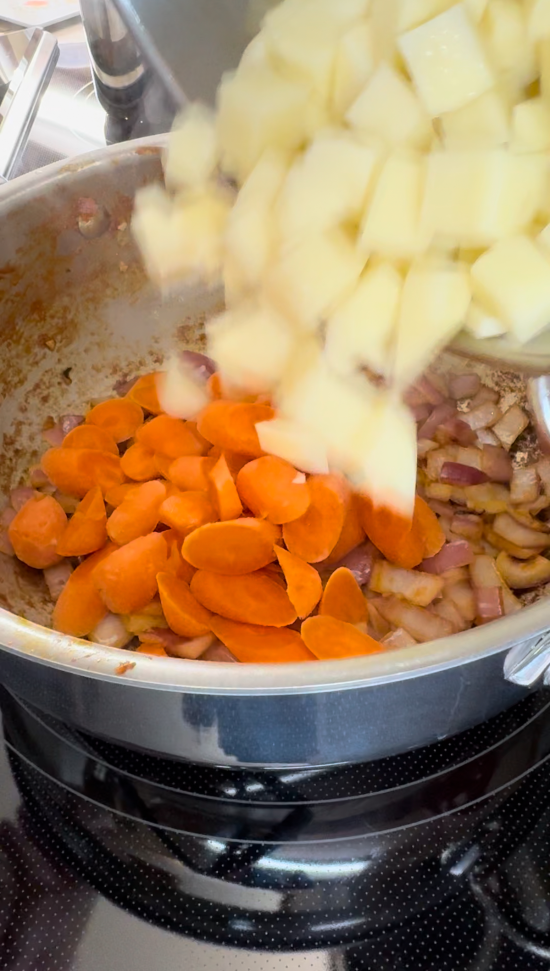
[2,685,550,970]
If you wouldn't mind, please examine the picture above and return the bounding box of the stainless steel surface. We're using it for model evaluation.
[79,0,147,109]
[528,375,550,455]
[0,136,547,766]
[0,27,58,180]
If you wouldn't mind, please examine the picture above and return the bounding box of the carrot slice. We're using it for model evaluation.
[182,519,281,574]
[210,616,315,663]
[126,372,163,414]
[283,475,349,563]
[53,542,117,637]
[163,530,196,583]
[107,479,166,545]
[92,532,168,614]
[301,615,383,660]
[324,495,366,565]
[9,495,67,569]
[224,451,251,476]
[105,483,140,507]
[237,456,310,525]
[191,570,297,627]
[154,453,173,479]
[135,644,168,657]
[358,495,444,570]
[197,401,274,457]
[159,491,217,536]
[41,448,125,499]
[137,415,208,459]
[168,456,216,491]
[57,486,107,557]
[208,454,243,521]
[86,398,144,443]
[208,373,223,399]
[413,496,446,559]
[157,573,212,638]
[274,546,322,619]
[319,567,367,625]
[120,443,159,481]
[62,424,119,455]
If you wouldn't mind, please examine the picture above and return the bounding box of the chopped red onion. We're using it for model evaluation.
[449,374,481,400]
[42,424,64,447]
[441,417,477,446]
[0,507,16,529]
[481,445,513,483]
[202,644,239,663]
[476,428,499,447]
[476,587,503,621]
[510,466,539,505]
[421,540,474,574]
[469,386,499,408]
[329,542,374,586]
[411,402,432,423]
[428,499,454,518]
[114,375,139,397]
[43,561,73,601]
[451,513,483,541]
[29,466,50,488]
[440,462,489,487]
[180,351,216,381]
[418,375,446,405]
[493,405,530,450]
[60,414,84,436]
[10,487,36,512]
[463,402,502,431]
[418,403,456,440]
[91,613,133,649]
[141,628,213,660]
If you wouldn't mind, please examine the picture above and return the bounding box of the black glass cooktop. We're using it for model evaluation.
[2,685,550,970]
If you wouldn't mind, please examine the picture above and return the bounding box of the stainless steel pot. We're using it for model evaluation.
[0,136,549,768]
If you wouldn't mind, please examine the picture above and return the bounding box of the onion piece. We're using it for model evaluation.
[510,466,539,505]
[29,466,50,489]
[501,585,522,615]
[493,405,529,450]
[418,439,438,457]
[114,375,139,397]
[476,428,499,447]
[449,374,481,400]
[495,552,550,590]
[480,445,513,483]
[463,402,502,431]
[60,414,84,436]
[325,542,374,587]
[180,350,217,380]
[445,580,477,622]
[427,447,458,481]
[375,597,454,643]
[418,403,456,440]
[10,487,37,512]
[370,561,444,606]
[0,507,15,556]
[43,561,73,601]
[470,554,502,589]
[469,386,499,408]
[141,627,214,659]
[537,458,550,496]
[381,628,417,649]
[440,417,477,446]
[53,491,80,515]
[475,587,503,621]
[451,513,483,541]
[202,644,239,662]
[425,482,453,501]
[417,376,446,405]
[42,424,64,447]
[464,483,511,514]
[431,599,468,632]
[90,613,133,649]
[411,402,432,423]
[428,499,454,518]
[367,600,392,639]
[484,526,538,560]
[421,540,474,574]
[492,513,550,550]
[440,462,488,487]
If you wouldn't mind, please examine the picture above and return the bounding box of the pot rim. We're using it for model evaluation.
[0,135,547,696]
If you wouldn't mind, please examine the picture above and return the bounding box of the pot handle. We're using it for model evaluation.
[0,27,58,184]
[504,631,550,687]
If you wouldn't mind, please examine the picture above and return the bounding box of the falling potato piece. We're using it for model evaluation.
[529,0,550,40]
[440,90,510,148]
[483,0,538,103]
[471,235,550,344]
[255,417,330,474]
[207,301,294,395]
[262,0,341,101]
[131,185,190,289]
[157,356,210,420]
[346,62,431,149]
[396,0,456,32]
[512,98,550,152]
[163,103,218,191]
[352,390,418,518]
[360,150,429,260]
[463,302,508,340]
[332,20,374,116]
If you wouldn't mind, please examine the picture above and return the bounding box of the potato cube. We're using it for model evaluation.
[463,302,508,339]
[158,356,210,420]
[132,185,182,288]
[225,150,289,289]
[352,392,418,517]
[397,0,455,32]
[463,0,489,21]
[538,223,550,252]
[206,302,294,395]
[471,235,550,343]
[163,103,218,191]
[539,37,550,105]
[421,149,547,247]
[325,261,402,376]
[398,5,494,117]
[393,261,472,386]
[266,229,367,331]
[332,21,375,116]
[256,417,329,474]
[217,64,310,181]
[529,0,550,39]
[512,99,550,152]
[360,151,429,260]
[277,134,379,240]
[483,0,538,102]
[346,62,431,149]
[441,91,510,147]
[263,1,343,101]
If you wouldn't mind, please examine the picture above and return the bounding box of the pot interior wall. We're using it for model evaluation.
[0,149,223,628]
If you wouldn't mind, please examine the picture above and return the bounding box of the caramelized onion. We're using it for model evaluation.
[476,587,503,621]
[493,405,529,450]
[463,402,502,431]
[481,445,513,483]
[440,462,488,486]
[381,628,417,649]
[421,540,474,574]
[43,561,73,601]
[495,552,550,590]
[202,644,239,662]
[449,374,481,400]
[10,487,36,512]
[418,403,456,441]
[60,414,84,436]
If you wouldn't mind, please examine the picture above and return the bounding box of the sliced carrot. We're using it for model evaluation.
[135,643,168,657]
[86,398,144,443]
[412,496,446,560]
[186,421,211,453]
[283,475,349,563]
[53,542,117,637]
[191,570,297,627]
[274,546,322,619]
[237,456,310,525]
[57,486,107,557]
[168,456,216,491]
[324,495,366,565]
[163,530,196,583]
[208,373,223,399]
[208,454,243,521]
[182,519,281,574]
[319,567,367,625]
[92,532,168,614]
[137,415,207,460]
[157,573,212,638]
[9,495,67,569]
[357,498,420,569]
[126,372,163,414]
[210,616,315,663]
[197,400,274,457]
[41,448,125,499]
[62,424,119,455]
[301,615,383,660]
[159,491,217,536]
[104,483,140,508]
[107,480,166,545]
[224,451,251,476]
[154,453,173,479]
[120,443,158,481]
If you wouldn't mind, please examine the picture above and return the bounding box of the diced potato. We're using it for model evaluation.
[262,0,344,101]
[464,302,508,339]
[539,38,550,105]
[441,91,510,147]
[512,98,550,152]
[398,5,495,117]
[538,222,550,251]
[393,261,472,386]
[240,32,270,69]
[325,261,402,376]
[265,229,367,331]
[217,63,311,181]
[256,417,329,474]
[277,133,379,239]
[396,0,456,32]
[332,21,375,116]
[463,0,490,21]
[360,151,429,260]
[346,62,431,149]
[132,185,184,289]
[225,150,289,289]
[471,235,550,343]
[352,391,418,517]
[482,0,538,102]
[421,149,547,247]
[163,103,218,191]
[528,0,550,40]
[206,301,294,395]
[158,356,211,420]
